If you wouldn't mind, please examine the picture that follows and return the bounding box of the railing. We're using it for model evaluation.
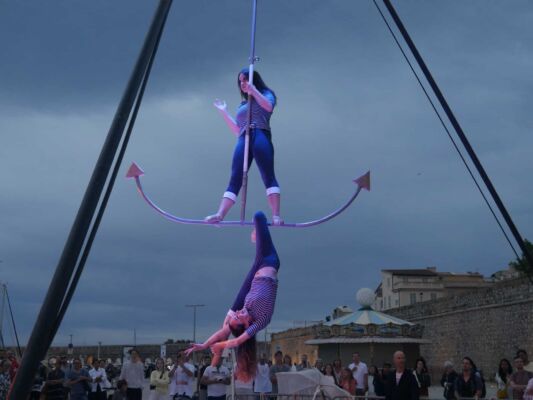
[392,281,443,290]
[225,393,486,400]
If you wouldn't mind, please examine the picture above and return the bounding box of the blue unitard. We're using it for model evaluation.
[223,91,280,202]
[231,211,280,337]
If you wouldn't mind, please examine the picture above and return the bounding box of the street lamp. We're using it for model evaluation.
[68,334,73,358]
[185,304,205,365]
[185,304,205,344]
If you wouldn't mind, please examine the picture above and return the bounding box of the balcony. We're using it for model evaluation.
[392,281,444,291]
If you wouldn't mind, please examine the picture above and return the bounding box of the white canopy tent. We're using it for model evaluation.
[276,368,351,400]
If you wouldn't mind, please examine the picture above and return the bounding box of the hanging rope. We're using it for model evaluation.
[4,286,22,357]
[372,0,520,260]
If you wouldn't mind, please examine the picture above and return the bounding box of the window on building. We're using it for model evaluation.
[388,296,391,308]
[422,277,428,283]
[380,299,383,309]
[410,293,416,304]
[387,277,391,287]
[430,293,437,301]
[395,299,399,306]
[402,276,408,283]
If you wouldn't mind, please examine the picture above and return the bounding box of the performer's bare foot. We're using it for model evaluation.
[205,197,235,223]
[272,216,283,226]
[267,193,282,225]
[205,213,223,223]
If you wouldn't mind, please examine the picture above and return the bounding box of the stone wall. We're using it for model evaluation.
[270,327,318,365]
[387,277,533,381]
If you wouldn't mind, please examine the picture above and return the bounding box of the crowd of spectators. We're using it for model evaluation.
[1,347,532,400]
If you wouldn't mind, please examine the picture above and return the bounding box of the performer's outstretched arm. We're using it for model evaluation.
[185,324,230,356]
[213,99,240,136]
[211,331,251,354]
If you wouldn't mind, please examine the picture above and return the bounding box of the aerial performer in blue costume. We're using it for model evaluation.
[126,1,370,227]
[186,211,279,381]
[205,68,283,225]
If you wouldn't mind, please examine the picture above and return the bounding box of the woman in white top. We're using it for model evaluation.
[254,354,272,394]
[495,358,513,399]
[150,358,170,400]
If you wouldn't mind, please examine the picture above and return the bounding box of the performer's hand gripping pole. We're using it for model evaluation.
[240,0,259,223]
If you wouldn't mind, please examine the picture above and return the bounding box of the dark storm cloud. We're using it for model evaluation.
[1,1,532,346]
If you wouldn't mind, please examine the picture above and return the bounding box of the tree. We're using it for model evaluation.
[509,239,533,278]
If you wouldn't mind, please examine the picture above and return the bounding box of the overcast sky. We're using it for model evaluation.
[1,1,532,347]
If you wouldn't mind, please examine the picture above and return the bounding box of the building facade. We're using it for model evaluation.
[271,289,427,368]
[374,267,492,311]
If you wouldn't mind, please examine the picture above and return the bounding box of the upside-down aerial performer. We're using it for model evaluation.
[186,211,279,381]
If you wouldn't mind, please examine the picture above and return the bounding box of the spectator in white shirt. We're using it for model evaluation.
[89,359,109,400]
[169,351,196,399]
[254,354,272,394]
[348,352,368,396]
[119,349,144,400]
[201,356,230,400]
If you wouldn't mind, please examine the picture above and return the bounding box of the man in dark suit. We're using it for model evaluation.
[385,351,420,400]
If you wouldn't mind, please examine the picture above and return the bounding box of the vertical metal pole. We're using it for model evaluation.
[0,284,5,341]
[4,286,21,357]
[382,0,533,275]
[185,304,205,364]
[8,2,173,398]
[230,348,237,400]
[240,0,259,223]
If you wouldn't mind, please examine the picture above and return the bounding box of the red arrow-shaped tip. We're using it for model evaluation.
[353,171,370,191]
[126,162,145,178]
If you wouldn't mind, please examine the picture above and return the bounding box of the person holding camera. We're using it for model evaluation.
[169,352,196,400]
[200,356,230,400]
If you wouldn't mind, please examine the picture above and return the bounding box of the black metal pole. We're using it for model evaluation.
[382,0,533,273]
[8,1,173,398]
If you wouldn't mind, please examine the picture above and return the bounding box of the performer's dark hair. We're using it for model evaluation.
[237,68,277,104]
[230,325,257,382]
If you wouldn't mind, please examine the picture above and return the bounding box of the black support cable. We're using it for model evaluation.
[381,0,532,276]
[372,0,520,260]
[8,2,174,398]
[49,0,172,343]
[5,287,21,358]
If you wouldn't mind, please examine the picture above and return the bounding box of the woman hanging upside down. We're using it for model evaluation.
[185,211,279,382]
[205,68,282,225]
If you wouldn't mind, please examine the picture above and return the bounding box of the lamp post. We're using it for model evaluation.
[67,334,73,360]
[185,304,205,344]
[185,304,205,363]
